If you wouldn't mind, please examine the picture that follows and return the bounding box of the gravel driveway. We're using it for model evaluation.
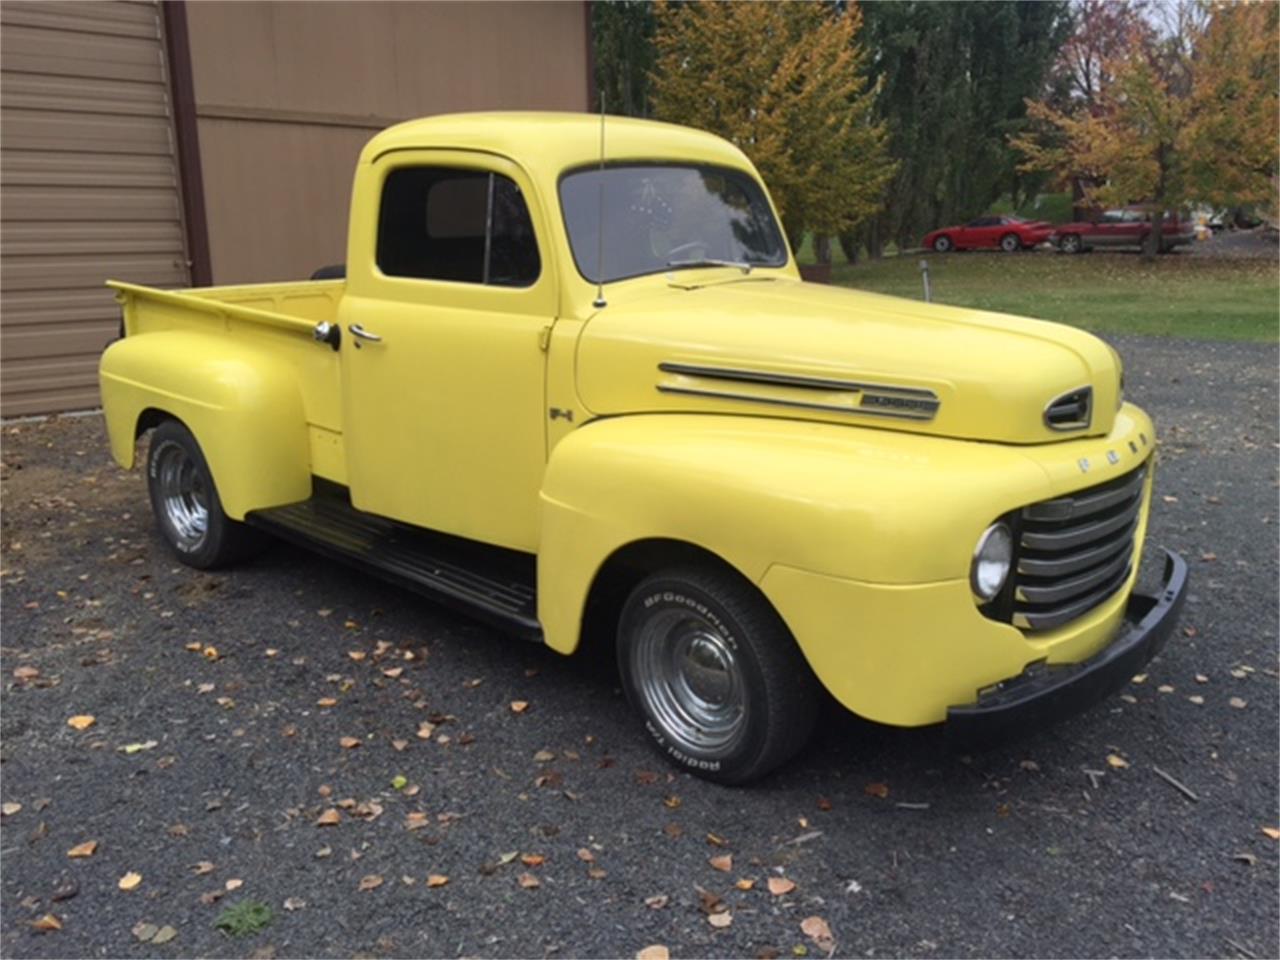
[2,334,1277,959]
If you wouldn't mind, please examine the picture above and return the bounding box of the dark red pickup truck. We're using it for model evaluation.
[1054,208,1196,254]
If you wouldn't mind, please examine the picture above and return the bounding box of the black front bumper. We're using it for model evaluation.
[946,548,1188,748]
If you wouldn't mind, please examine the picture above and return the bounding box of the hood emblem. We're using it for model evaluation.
[656,362,940,422]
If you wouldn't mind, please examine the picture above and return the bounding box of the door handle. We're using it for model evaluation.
[348,323,383,343]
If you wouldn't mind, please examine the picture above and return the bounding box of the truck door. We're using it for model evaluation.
[337,151,554,553]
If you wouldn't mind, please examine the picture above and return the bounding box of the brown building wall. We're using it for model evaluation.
[184,1,591,284]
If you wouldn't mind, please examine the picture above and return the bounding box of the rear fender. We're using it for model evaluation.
[99,331,310,518]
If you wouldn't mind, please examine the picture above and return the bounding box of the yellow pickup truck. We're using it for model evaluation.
[101,112,1186,783]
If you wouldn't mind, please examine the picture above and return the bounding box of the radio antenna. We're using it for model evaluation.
[592,93,607,309]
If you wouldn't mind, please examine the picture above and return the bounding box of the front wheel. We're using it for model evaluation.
[147,420,265,569]
[617,565,819,784]
[1058,233,1083,254]
[999,233,1021,253]
[932,235,953,253]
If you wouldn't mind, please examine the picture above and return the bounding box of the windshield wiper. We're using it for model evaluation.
[665,257,754,275]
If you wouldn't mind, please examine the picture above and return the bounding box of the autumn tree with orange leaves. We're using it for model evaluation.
[649,1,894,251]
[1013,0,1279,260]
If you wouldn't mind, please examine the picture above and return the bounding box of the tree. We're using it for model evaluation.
[592,1,657,118]
[649,1,894,251]
[1012,0,1279,259]
[844,0,1071,260]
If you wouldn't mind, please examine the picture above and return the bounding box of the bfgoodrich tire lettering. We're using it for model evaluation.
[617,565,819,784]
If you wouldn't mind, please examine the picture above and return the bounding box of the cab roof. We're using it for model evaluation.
[359,111,755,179]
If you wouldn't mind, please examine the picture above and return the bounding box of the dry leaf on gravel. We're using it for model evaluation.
[709,854,732,872]
[1,802,22,816]
[510,700,530,714]
[151,926,177,945]
[416,722,436,740]
[644,894,669,909]
[382,667,403,679]
[1262,827,1280,840]
[316,809,341,827]
[225,878,243,891]
[588,867,607,879]
[283,897,306,911]
[576,847,595,863]
[1106,754,1130,769]
[735,878,755,890]
[30,914,62,933]
[517,872,540,889]
[533,749,555,763]
[864,782,890,798]
[66,841,97,858]
[521,854,545,867]
[705,832,728,847]
[316,698,337,708]
[708,911,733,929]
[426,874,449,888]
[339,736,361,749]
[405,812,429,831]
[636,947,670,960]
[66,715,95,731]
[192,861,215,875]
[13,666,39,681]
[801,916,835,951]
[348,651,366,662]
[117,872,142,891]
[358,874,383,891]
[1229,697,1247,709]
[132,922,158,942]
[768,877,797,895]
[392,739,409,751]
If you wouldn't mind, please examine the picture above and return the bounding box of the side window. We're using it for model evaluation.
[376,166,539,287]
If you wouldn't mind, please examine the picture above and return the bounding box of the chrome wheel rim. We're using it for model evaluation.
[154,442,209,550]
[1002,236,1018,252]
[631,609,746,758]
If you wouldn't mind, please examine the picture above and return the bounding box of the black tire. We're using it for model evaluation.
[1058,233,1083,254]
[932,235,953,253]
[146,420,266,569]
[999,233,1021,253]
[617,564,820,784]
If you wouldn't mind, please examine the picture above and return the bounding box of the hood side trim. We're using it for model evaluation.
[658,361,938,399]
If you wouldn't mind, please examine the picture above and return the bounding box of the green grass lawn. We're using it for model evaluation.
[812,252,1278,341]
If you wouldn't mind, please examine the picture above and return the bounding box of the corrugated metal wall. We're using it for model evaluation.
[0,0,188,417]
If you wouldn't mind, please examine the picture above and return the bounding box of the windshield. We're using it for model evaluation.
[559,164,788,283]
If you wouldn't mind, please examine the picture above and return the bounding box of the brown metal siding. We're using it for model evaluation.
[0,0,189,416]
[185,0,591,284]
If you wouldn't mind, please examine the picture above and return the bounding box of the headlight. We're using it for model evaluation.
[971,522,1013,602]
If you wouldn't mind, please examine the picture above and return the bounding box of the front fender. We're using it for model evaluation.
[100,331,310,518]
[536,414,1054,655]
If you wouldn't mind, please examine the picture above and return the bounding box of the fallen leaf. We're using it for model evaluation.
[1157,684,1175,694]
[696,886,723,915]
[314,846,333,858]
[1194,674,1209,683]
[663,795,682,809]
[426,874,449,888]
[348,651,366,662]
[533,749,556,763]
[1262,827,1280,840]
[1188,695,1204,705]
[735,878,756,890]
[1200,552,1217,562]
[588,867,607,879]
[1131,673,1148,684]
[521,853,546,867]
[510,700,529,714]
[498,851,520,865]
[316,808,341,827]
[577,847,596,862]
[118,741,158,754]
[117,871,142,891]
[864,782,890,798]
[66,715,95,731]
[709,854,733,872]
[133,922,158,942]
[1,802,22,816]
[817,797,832,812]
[708,911,733,929]
[192,861,215,875]
[202,646,220,661]
[405,812,429,831]
[339,736,361,749]
[416,722,436,740]
[1229,697,1247,709]
[185,641,203,652]
[284,897,306,911]
[30,914,61,933]
[152,926,177,945]
[637,947,670,960]
[66,840,98,858]
[13,666,40,681]
[768,877,797,896]
[1233,853,1258,865]
[392,739,409,751]
[316,698,337,708]
[382,667,403,679]
[517,872,540,888]
[801,916,834,950]
[358,874,383,891]
[706,832,729,847]
[663,823,684,839]
[644,894,669,909]
[1106,754,1130,769]
[225,878,243,891]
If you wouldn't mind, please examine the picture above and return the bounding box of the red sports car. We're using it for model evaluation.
[922,215,1055,253]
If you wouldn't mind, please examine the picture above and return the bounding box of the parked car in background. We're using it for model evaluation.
[922,215,1054,253]
[1053,208,1196,254]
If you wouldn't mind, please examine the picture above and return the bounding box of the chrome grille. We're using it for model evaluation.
[1012,463,1147,631]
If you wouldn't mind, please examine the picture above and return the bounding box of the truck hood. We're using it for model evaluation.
[575,278,1122,444]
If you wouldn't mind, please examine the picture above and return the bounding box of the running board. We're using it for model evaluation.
[247,486,541,641]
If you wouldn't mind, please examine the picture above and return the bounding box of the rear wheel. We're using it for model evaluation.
[147,420,265,569]
[1000,233,1021,253]
[1058,233,1083,254]
[617,565,819,784]
[932,235,953,253]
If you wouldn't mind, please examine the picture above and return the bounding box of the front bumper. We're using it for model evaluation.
[946,548,1187,747]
